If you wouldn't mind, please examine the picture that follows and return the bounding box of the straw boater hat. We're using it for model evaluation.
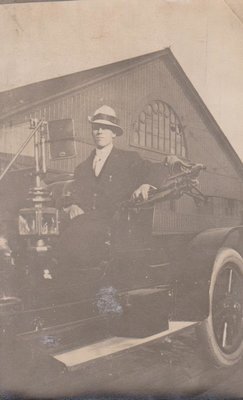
[88,105,123,136]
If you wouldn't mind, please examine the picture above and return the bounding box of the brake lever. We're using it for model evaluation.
[167,163,206,181]
[123,163,206,209]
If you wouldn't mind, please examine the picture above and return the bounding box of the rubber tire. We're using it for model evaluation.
[197,247,243,367]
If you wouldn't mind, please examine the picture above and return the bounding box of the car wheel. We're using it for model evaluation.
[197,247,243,367]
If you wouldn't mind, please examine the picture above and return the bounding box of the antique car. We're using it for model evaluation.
[0,116,242,387]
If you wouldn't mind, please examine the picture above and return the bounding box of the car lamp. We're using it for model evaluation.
[19,207,59,237]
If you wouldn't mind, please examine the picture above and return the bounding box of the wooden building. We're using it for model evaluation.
[0,48,242,234]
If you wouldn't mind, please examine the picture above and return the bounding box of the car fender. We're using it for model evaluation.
[187,225,243,274]
[173,226,243,321]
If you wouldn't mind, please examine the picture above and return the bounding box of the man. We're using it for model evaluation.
[56,105,169,266]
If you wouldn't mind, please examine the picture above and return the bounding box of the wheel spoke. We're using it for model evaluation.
[227,268,233,294]
[222,321,228,348]
[212,264,243,353]
[199,251,243,366]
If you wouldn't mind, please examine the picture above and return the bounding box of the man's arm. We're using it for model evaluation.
[132,184,156,201]
[131,155,184,201]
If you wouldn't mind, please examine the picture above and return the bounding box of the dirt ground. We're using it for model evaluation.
[1,325,243,399]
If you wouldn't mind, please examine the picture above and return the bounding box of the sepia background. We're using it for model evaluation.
[0,0,243,158]
[0,1,243,398]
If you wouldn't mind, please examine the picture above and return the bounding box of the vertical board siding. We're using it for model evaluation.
[0,121,34,157]
[0,55,242,232]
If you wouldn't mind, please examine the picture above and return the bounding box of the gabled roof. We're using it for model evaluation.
[0,48,242,177]
[0,49,168,119]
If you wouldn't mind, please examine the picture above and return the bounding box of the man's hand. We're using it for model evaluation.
[63,204,84,220]
[132,184,157,202]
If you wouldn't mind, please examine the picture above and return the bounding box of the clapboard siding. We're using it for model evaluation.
[0,51,242,233]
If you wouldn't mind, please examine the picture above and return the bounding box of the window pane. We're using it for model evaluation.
[131,100,187,158]
[164,105,170,153]
[139,122,146,147]
[170,130,176,154]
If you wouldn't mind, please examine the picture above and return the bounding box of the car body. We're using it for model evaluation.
[0,49,243,383]
[0,158,242,379]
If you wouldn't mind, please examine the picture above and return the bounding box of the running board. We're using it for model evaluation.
[53,321,197,370]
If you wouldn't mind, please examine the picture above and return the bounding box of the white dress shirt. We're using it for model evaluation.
[93,143,113,177]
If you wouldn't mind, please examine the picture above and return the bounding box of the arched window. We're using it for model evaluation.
[131,100,187,158]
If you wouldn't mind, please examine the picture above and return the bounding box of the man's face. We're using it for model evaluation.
[92,124,116,148]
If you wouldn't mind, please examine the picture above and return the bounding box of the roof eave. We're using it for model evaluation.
[0,48,170,122]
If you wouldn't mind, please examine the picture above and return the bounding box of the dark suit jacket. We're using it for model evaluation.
[70,147,169,219]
